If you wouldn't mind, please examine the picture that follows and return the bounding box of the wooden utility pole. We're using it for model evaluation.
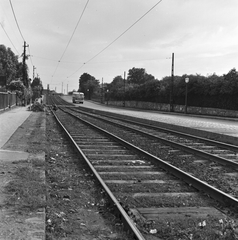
[170,53,174,112]
[22,41,29,87]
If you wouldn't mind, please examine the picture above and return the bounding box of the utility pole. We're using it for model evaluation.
[67,84,68,95]
[170,53,174,112]
[22,41,29,87]
[62,82,63,94]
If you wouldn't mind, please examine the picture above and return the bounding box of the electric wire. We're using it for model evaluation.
[0,22,19,54]
[51,0,90,78]
[1,4,22,49]
[77,56,170,65]
[59,0,90,62]
[52,61,60,77]
[28,46,34,67]
[8,0,36,79]
[33,55,169,65]
[9,0,25,42]
[68,0,163,78]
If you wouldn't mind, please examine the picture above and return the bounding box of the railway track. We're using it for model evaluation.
[61,106,238,199]
[50,104,238,240]
[47,93,73,106]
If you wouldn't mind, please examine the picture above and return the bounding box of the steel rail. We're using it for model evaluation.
[62,108,238,209]
[68,106,238,152]
[63,107,238,169]
[51,110,146,240]
[96,111,238,152]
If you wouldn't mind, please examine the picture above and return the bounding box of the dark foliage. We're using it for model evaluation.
[31,77,43,101]
[108,68,238,110]
[79,73,100,100]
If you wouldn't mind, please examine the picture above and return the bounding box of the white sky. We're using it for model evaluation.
[1,0,238,92]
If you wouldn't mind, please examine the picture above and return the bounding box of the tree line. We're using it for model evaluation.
[79,67,238,110]
[2,42,236,110]
[0,44,43,104]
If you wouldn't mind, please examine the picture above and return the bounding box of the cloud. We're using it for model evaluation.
[2,0,237,90]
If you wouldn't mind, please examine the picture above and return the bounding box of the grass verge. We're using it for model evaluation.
[4,166,45,211]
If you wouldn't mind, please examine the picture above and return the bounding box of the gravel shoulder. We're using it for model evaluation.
[45,112,130,239]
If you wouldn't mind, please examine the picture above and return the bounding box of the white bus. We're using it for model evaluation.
[72,92,84,104]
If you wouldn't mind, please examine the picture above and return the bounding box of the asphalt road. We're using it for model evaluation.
[61,95,238,139]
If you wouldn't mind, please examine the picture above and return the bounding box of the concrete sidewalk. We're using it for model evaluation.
[0,107,46,239]
[0,106,32,148]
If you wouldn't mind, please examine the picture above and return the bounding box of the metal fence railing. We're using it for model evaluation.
[0,92,19,111]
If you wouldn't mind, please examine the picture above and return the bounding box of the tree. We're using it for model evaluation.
[7,79,32,105]
[111,75,124,87]
[31,77,43,89]
[79,73,93,93]
[0,44,30,87]
[79,73,100,99]
[31,77,43,100]
[0,45,19,84]
[127,67,155,85]
[15,61,28,81]
[222,68,238,95]
[109,75,124,92]
[7,80,25,99]
[108,75,125,100]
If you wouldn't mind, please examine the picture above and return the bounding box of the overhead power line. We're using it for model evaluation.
[52,61,60,77]
[28,45,34,67]
[0,22,19,54]
[9,0,25,41]
[59,0,90,61]
[9,0,35,76]
[68,0,163,78]
[52,0,90,77]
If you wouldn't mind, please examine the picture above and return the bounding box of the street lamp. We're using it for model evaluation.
[123,71,126,107]
[87,89,89,100]
[106,89,109,105]
[185,77,189,114]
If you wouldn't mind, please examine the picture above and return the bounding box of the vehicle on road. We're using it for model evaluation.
[72,92,84,104]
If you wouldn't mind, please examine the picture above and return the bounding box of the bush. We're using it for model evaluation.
[30,102,45,112]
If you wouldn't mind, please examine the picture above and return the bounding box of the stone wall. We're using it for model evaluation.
[107,100,238,118]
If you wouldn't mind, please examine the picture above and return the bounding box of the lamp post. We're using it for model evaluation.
[185,77,189,114]
[106,89,109,105]
[101,77,104,104]
[87,89,89,100]
[123,71,126,107]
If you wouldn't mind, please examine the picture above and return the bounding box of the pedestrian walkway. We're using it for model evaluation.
[0,106,32,148]
[0,106,45,240]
